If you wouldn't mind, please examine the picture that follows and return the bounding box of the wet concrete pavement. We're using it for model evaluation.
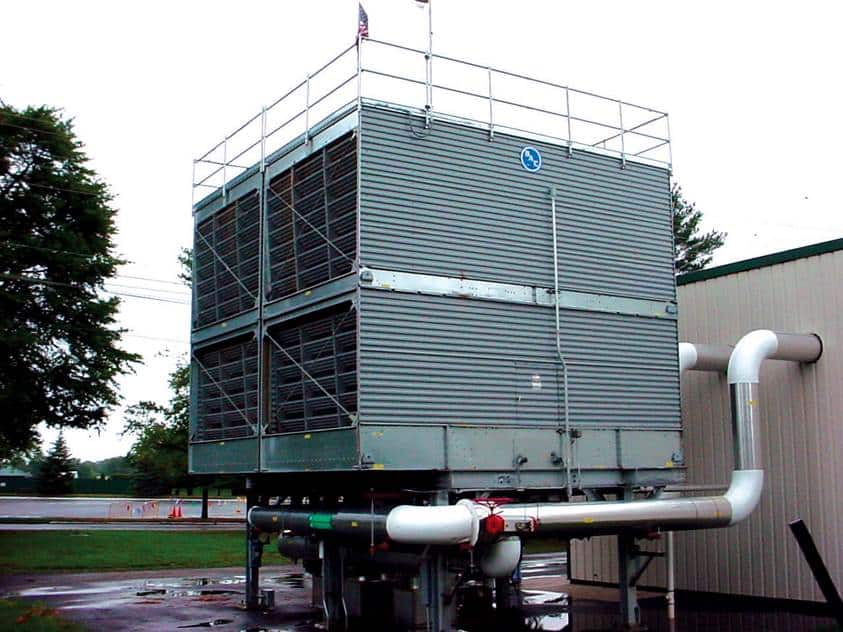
[0,496,246,520]
[0,555,837,631]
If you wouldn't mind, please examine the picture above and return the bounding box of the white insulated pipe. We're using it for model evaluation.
[385,499,480,546]
[254,333,822,547]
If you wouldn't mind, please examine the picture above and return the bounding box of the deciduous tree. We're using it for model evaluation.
[0,104,139,460]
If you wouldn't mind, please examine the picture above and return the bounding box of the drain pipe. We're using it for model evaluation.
[669,341,732,620]
[489,330,821,535]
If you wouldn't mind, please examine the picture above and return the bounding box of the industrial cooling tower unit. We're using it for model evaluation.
[189,38,703,630]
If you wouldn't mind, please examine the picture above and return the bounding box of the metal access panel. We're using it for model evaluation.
[189,101,683,489]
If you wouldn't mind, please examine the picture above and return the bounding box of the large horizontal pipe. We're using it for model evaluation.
[250,333,821,544]
[249,506,388,541]
[249,499,480,546]
[678,342,732,372]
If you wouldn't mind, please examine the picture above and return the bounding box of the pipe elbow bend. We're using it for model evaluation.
[728,330,778,384]
[724,469,764,524]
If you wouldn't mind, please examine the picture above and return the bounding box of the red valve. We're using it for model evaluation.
[485,513,505,536]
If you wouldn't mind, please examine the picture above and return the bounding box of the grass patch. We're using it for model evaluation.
[0,599,85,631]
[0,530,287,573]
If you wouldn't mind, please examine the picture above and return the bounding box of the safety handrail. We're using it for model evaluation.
[193,37,671,206]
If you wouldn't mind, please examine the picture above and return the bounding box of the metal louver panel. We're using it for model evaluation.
[194,337,259,441]
[194,191,260,327]
[266,132,357,301]
[267,303,358,434]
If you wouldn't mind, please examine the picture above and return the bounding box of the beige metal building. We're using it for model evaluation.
[570,237,843,602]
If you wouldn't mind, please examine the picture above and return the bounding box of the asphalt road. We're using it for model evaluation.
[0,496,246,520]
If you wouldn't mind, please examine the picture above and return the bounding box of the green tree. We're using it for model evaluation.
[124,362,191,495]
[673,183,726,274]
[36,434,75,495]
[0,104,139,460]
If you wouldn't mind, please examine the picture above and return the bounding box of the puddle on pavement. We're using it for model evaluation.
[19,584,131,598]
[177,619,234,628]
[268,573,306,590]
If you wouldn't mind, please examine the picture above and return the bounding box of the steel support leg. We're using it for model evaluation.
[245,481,263,610]
[321,541,347,631]
[618,533,642,629]
[420,490,455,632]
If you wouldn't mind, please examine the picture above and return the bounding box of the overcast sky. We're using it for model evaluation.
[3,1,841,462]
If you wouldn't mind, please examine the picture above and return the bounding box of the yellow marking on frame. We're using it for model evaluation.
[372,463,385,470]
[350,521,359,528]
[304,434,312,440]
[582,517,595,524]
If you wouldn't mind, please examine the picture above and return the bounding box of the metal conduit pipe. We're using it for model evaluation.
[249,333,821,544]
[678,342,732,373]
[492,331,821,535]
[249,499,481,546]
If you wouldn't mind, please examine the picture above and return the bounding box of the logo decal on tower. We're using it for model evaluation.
[520,146,542,172]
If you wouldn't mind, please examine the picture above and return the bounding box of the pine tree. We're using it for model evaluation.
[672,183,726,274]
[36,434,76,495]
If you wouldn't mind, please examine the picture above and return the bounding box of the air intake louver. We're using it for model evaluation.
[194,192,260,328]
[267,304,357,434]
[266,132,357,301]
[194,337,259,441]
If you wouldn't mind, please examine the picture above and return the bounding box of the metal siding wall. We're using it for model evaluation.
[359,106,674,301]
[571,250,843,602]
[358,290,680,429]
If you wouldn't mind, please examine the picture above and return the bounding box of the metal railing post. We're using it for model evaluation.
[425,0,433,129]
[191,159,197,209]
[618,100,626,169]
[260,106,267,173]
[487,67,494,141]
[304,74,311,145]
[222,137,228,199]
[665,114,673,174]
[565,88,573,158]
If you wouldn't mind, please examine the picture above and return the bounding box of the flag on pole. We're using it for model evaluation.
[358,4,369,38]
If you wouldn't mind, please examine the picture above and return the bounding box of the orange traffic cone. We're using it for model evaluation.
[175,503,182,519]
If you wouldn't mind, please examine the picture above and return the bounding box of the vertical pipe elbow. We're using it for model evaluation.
[727,330,780,384]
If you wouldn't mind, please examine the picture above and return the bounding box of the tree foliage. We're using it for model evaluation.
[0,104,139,460]
[36,434,75,495]
[125,362,191,495]
[672,183,726,274]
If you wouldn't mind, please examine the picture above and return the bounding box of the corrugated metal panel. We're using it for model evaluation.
[358,290,680,428]
[359,105,674,301]
[570,249,843,602]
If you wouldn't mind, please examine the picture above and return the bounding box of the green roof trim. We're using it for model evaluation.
[678,237,843,286]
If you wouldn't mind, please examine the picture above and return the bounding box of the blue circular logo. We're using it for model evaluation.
[520,146,542,172]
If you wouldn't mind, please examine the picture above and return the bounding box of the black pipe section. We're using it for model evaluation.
[250,506,389,542]
[789,518,843,628]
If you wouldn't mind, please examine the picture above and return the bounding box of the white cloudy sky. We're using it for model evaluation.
[3,1,841,461]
